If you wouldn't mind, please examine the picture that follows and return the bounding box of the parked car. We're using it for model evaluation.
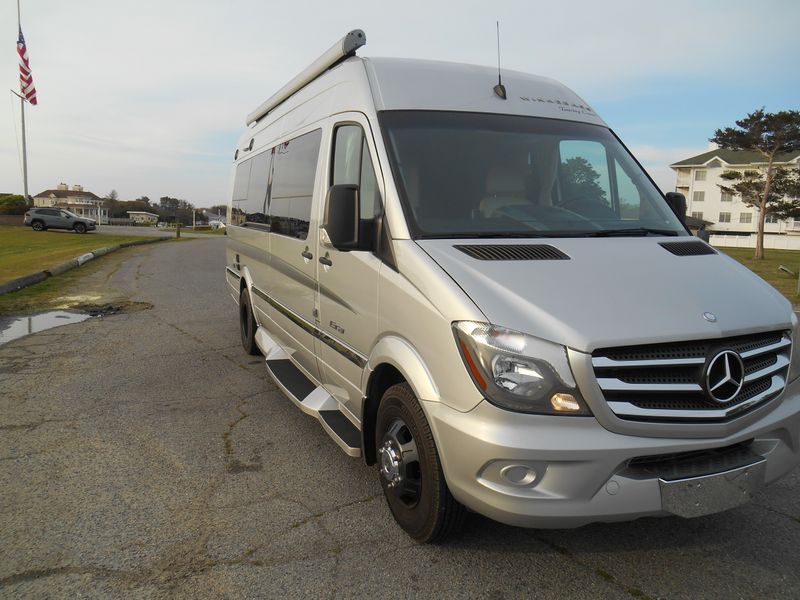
[226,30,800,543]
[24,208,97,233]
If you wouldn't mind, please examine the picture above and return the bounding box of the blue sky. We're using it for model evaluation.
[1,0,798,206]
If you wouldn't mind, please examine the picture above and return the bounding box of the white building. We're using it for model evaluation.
[33,183,109,224]
[126,211,159,225]
[671,148,800,234]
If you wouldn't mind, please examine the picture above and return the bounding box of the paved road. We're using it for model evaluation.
[95,224,215,238]
[1,237,799,599]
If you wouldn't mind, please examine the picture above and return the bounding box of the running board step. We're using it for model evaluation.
[320,410,361,450]
[265,357,361,457]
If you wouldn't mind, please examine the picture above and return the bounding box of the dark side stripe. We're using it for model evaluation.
[252,285,367,369]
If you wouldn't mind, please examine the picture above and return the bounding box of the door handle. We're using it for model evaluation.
[301,249,313,260]
[319,255,333,267]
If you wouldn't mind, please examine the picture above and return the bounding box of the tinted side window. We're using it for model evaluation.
[270,129,322,240]
[332,125,362,186]
[359,138,380,220]
[331,125,381,220]
[231,159,252,226]
[231,151,270,226]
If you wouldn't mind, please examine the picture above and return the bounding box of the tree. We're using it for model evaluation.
[559,157,608,204]
[159,196,195,225]
[208,204,228,218]
[159,196,179,211]
[719,168,800,222]
[710,108,800,259]
[106,189,119,201]
[0,194,27,215]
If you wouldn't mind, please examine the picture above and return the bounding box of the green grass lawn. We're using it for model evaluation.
[0,253,120,314]
[720,247,800,306]
[0,225,152,284]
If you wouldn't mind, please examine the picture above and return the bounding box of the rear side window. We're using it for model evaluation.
[231,150,270,226]
[270,129,322,240]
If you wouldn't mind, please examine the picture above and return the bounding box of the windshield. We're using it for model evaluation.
[379,111,686,238]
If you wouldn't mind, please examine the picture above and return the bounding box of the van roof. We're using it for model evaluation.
[362,57,606,126]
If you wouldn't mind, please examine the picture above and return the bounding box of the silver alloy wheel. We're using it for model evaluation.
[379,418,421,507]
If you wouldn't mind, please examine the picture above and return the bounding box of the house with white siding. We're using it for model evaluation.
[670,148,800,234]
[32,183,109,224]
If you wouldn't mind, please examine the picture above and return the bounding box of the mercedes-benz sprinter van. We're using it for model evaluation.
[225,30,800,542]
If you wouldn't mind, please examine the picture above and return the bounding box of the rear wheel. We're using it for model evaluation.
[31,220,45,231]
[239,287,259,355]
[376,383,465,543]
[74,222,87,234]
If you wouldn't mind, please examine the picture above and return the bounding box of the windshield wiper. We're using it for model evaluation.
[579,227,680,237]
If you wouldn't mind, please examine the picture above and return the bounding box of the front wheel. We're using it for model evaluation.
[74,222,87,234]
[239,287,259,355]
[376,383,465,543]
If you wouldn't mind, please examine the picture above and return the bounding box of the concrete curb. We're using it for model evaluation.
[0,271,49,295]
[0,237,169,296]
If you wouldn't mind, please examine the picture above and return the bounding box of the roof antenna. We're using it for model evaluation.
[493,21,507,100]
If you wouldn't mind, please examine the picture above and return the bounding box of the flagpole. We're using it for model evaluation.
[20,97,29,204]
[17,0,30,205]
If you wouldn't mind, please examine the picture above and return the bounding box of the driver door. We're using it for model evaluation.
[316,114,384,421]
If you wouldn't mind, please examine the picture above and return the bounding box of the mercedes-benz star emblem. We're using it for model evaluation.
[703,312,717,323]
[705,350,745,403]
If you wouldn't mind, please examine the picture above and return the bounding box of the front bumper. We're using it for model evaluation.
[425,379,800,529]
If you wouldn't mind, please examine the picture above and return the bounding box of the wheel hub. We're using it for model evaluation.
[378,418,421,506]
[379,441,403,488]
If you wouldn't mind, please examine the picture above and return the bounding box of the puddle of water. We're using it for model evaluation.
[0,311,92,345]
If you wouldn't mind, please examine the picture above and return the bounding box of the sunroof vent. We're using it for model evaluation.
[455,244,570,261]
[659,241,717,256]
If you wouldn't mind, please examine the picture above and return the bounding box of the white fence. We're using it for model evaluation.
[710,234,800,251]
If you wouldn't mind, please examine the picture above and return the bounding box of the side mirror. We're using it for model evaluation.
[323,185,360,250]
[665,192,687,226]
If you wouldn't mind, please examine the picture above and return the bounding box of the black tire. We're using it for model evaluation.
[376,382,465,543]
[239,287,260,355]
[74,222,87,234]
[31,220,45,231]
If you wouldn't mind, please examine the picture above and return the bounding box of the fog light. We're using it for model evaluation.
[550,393,580,412]
[500,464,538,486]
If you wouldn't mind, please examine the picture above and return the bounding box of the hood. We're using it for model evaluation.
[417,237,792,353]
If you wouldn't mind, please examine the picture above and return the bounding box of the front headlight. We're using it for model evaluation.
[453,321,591,415]
[789,313,800,383]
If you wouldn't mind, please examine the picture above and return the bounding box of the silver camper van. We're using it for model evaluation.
[226,30,800,542]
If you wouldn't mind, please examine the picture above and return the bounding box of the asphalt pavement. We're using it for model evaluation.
[95,224,215,238]
[1,236,798,599]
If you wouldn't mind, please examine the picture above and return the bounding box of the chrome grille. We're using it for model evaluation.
[591,331,791,422]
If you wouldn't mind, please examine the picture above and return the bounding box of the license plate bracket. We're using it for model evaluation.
[659,459,766,518]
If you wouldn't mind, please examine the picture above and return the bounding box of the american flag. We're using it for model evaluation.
[17,29,37,105]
